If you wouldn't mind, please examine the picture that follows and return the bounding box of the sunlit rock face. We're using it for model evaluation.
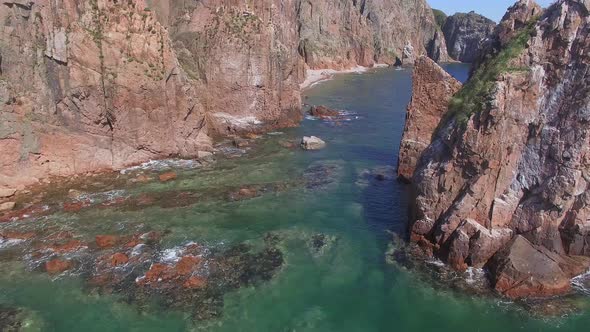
[406,0,590,298]
[0,0,448,192]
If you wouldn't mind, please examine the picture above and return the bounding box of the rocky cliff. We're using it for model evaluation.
[0,0,448,193]
[0,0,303,192]
[442,11,496,63]
[297,0,450,68]
[397,56,462,182]
[404,0,590,298]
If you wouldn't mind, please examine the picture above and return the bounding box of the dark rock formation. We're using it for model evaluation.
[442,11,496,62]
[397,56,462,182]
[403,0,590,298]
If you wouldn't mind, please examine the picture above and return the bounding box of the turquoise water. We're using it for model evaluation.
[1,65,590,331]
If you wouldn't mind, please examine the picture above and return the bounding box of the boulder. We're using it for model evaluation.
[488,236,590,299]
[301,136,326,150]
[0,202,16,212]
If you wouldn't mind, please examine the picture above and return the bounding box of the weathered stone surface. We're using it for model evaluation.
[488,236,590,298]
[0,202,15,212]
[407,0,590,298]
[397,56,462,182]
[298,0,450,68]
[442,11,496,62]
[0,188,16,198]
[301,136,326,150]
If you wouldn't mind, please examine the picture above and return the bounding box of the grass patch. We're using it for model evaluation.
[441,17,539,128]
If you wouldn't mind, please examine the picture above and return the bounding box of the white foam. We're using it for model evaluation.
[572,269,590,296]
[160,248,183,263]
[464,267,486,284]
[426,259,446,267]
[120,159,201,174]
[0,238,25,248]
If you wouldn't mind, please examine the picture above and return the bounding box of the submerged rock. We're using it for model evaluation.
[45,258,73,274]
[309,105,339,118]
[303,162,342,190]
[158,172,177,183]
[301,136,326,150]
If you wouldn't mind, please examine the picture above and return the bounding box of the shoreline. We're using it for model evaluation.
[300,64,390,90]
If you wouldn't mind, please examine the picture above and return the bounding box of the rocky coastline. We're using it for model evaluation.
[399,0,590,300]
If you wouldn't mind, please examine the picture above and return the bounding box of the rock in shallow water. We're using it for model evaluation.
[301,136,326,150]
[309,105,339,118]
[488,235,590,299]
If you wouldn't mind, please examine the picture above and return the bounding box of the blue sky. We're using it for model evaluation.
[427,0,555,22]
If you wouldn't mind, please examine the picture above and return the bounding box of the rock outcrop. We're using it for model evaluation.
[397,56,462,182]
[0,0,450,193]
[442,11,496,63]
[403,0,590,298]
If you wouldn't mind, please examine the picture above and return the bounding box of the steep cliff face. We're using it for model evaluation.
[151,0,305,135]
[0,0,303,191]
[297,0,450,68]
[397,57,462,182]
[0,0,450,192]
[442,11,496,63]
[406,0,590,298]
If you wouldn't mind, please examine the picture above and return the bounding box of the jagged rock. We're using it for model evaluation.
[407,0,590,298]
[301,136,326,150]
[397,56,462,182]
[442,11,496,62]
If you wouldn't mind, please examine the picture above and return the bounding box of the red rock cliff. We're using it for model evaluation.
[298,0,450,68]
[405,0,590,298]
[0,0,449,192]
[397,56,462,182]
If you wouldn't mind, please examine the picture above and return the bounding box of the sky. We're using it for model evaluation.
[427,0,555,22]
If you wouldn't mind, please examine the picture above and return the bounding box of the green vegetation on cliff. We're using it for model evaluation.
[432,9,447,30]
[445,18,539,126]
